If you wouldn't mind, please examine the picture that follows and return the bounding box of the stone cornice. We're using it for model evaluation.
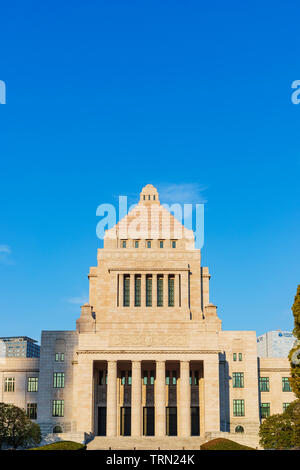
[76,349,221,355]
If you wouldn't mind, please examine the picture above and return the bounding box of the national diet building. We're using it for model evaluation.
[0,185,295,449]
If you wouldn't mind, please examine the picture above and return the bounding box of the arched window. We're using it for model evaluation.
[235,425,244,433]
[53,425,62,433]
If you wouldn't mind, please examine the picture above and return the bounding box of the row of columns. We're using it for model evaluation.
[116,274,184,308]
[106,360,191,437]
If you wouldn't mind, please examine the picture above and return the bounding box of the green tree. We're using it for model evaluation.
[259,285,300,450]
[259,413,294,449]
[0,403,41,449]
[289,285,300,398]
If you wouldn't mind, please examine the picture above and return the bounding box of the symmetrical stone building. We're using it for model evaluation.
[0,185,296,448]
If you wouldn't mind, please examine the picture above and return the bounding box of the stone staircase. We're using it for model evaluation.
[87,436,206,450]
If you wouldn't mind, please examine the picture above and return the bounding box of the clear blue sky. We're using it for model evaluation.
[0,1,299,342]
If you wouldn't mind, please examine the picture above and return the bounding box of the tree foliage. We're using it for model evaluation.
[260,285,300,449]
[0,403,41,449]
[289,285,300,398]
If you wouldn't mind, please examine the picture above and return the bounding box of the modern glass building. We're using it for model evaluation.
[0,336,40,358]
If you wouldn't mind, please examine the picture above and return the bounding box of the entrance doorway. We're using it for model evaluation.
[166,407,177,436]
[143,407,155,436]
[120,407,131,436]
[98,407,106,436]
[191,407,200,436]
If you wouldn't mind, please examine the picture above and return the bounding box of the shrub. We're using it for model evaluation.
[29,440,86,450]
[201,438,255,450]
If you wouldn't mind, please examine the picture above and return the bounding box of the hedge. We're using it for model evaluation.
[28,440,86,450]
[201,438,255,450]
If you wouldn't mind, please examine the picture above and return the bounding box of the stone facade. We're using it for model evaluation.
[0,185,296,448]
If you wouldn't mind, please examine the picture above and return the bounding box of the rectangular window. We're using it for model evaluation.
[259,377,270,392]
[53,372,65,388]
[128,371,132,385]
[166,371,170,385]
[27,377,38,392]
[52,400,64,417]
[99,370,107,385]
[147,240,151,248]
[157,275,163,307]
[233,353,237,361]
[283,403,290,412]
[172,241,176,248]
[27,403,37,420]
[121,371,126,385]
[55,353,59,361]
[168,275,175,307]
[143,372,148,385]
[135,240,139,248]
[135,275,141,307]
[146,275,152,307]
[60,353,64,362]
[238,353,243,361]
[260,403,270,419]
[172,371,177,385]
[160,240,164,248]
[122,240,126,248]
[123,275,130,307]
[282,377,291,392]
[4,377,15,392]
[233,399,245,417]
[150,371,155,385]
[232,372,244,388]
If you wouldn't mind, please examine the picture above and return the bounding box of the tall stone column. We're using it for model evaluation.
[107,360,118,436]
[179,361,190,436]
[204,355,220,433]
[131,361,142,436]
[155,361,166,436]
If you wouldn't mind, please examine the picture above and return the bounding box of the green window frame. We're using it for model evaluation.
[99,370,107,385]
[172,240,176,248]
[4,377,15,392]
[238,353,243,361]
[260,403,270,419]
[259,377,269,392]
[160,241,164,248]
[135,240,139,248]
[233,399,245,417]
[172,370,177,385]
[146,275,152,307]
[123,275,130,307]
[168,275,175,307]
[157,275,163,307]
[282,377,291,392]
[53,372,65,388]
[27,377,38,392]
[166,371,170,385]
[147,240,151,248]
[232,372,244,388]
[135,275,141,307]
[283,403,291,412]
[233,353,237,361]
[27,403,37,420]
[122,240,126,248]
[52,400,64,417]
